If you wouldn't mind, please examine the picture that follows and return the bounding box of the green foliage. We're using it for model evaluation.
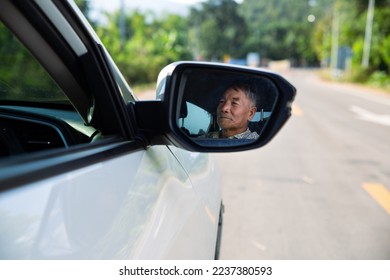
[311,0,390,88]
[188,0,248,60]
[96,11,192,85]
[381,36,390,73]
[237,0,333,65]
[57,0,390,89]
[3,0,389,90]
[0,23,63,101]
[367,71,390,89]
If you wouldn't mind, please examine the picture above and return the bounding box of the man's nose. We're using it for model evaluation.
[219,101,230,112]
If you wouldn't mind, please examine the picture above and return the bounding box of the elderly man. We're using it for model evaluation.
[207,83,259,139]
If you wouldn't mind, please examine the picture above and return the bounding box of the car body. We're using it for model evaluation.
[0,0,295,259]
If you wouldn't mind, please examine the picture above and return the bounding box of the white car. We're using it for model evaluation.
[0,0,295,259]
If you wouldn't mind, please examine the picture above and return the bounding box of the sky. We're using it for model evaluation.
[89,0,206,19]
[88,0,243,25]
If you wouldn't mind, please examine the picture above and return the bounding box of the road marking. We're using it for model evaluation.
[350,105,390,127]
[340,86,390,106]
[302,175,314,184]
[252,240,267,251]
[292,104,303,116]
[362,183,390,216]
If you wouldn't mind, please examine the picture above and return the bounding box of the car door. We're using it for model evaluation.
[0,0,220,259]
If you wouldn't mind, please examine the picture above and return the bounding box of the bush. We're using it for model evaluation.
[350,67,370,83]
[367,71,390,90]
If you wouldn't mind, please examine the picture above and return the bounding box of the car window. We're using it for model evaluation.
[252,110,272,122]
[0,22,70,105]
[179,101,212,136]
[0,22,95,160]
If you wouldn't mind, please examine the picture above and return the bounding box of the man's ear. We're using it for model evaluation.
[248,107,257,121]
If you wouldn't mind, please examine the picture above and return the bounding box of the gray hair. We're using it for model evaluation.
[225,82,257,107]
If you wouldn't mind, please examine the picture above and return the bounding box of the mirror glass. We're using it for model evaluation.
[176,67,279,147]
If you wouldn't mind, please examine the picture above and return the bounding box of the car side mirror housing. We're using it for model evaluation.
[130,61,296,152]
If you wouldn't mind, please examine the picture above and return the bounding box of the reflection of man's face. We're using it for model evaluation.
[217,87,256,137]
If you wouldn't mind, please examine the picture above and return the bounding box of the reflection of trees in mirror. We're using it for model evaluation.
[178,68,278,140]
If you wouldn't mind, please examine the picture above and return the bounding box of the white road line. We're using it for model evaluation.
[324,81,390,106]
[350,105,390,127]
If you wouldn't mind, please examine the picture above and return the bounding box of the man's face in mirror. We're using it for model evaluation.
[217,86,257,138]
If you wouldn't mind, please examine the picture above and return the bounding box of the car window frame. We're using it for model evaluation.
[0,0,143,190]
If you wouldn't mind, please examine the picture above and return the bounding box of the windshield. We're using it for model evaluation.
[0,22,69,105]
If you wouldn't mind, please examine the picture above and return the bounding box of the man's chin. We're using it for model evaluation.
[218,117,233,125]
[218,121,232,129]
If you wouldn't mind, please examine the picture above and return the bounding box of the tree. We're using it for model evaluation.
[328,0,390,79]
[238,0,332,65]
[188,0,248,61]
[96,11,192,84]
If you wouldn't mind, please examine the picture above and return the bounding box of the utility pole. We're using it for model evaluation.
[330,7,339,73]
[362,0,375,68]
[119,0,126,48]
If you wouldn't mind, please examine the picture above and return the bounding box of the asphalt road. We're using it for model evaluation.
[215,69,390,259]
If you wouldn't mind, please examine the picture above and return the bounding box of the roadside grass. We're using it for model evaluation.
[132,83,156,93]
[319,68,390,94]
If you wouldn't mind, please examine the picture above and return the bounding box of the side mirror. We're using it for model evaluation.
[131,61,296,152]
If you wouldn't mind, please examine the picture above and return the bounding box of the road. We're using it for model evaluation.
[215,69,390,259]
